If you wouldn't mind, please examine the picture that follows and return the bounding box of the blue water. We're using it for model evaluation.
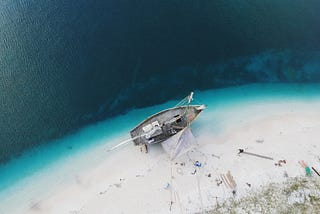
[1,0,320,162]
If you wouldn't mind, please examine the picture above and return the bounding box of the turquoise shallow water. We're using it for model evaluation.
[1,83,320,211]
[0,99,176,192]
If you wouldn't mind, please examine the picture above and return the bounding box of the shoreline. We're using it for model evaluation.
[34,112,320,213]
[1,84,320,213]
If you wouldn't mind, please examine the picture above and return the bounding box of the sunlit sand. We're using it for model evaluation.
[1,84,320,213]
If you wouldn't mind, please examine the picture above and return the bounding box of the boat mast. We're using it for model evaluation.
[187,92,194,104]
[186,92,193,126]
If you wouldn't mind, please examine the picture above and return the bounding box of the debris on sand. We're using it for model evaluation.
[212,154,221,159]
[299,160,312,176]
[238,149,274,160]
[215,178,223,186]
[312,167,320,176]
[256,138,264,143]
[114,183,122,188]
[275,159,287,167]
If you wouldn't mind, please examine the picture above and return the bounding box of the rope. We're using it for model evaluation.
[170,162,174,211]
[174,95,189,107]
[197,171,204,214]
[174,189,183,214]
[192,97,203,106]
[186,149,207,213]
[169,160,184,213]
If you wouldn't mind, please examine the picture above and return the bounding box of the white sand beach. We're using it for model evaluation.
[2,84,320,213]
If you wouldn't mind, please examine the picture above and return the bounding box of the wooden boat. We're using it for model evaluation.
[130,92,205,155]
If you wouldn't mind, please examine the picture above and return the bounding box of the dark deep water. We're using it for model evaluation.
[1,0,320,162]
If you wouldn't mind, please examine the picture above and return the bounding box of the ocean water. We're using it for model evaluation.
[1,83,320,213]
[1,0,320,210]
[1,0,320,162]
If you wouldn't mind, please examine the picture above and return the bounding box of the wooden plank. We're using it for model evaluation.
[220,174,232,189]
[226,171,237,189]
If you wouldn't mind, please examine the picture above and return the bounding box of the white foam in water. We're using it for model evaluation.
[1,83,320,213]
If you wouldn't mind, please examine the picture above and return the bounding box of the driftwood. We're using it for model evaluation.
[312,167,320,176]
[238,149,273,160]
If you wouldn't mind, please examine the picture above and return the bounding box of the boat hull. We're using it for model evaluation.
[130,105,205,146]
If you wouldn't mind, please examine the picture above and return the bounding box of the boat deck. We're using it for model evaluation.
[130,105,203,145]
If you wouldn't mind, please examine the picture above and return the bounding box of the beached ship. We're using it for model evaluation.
[130,92,205,159]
